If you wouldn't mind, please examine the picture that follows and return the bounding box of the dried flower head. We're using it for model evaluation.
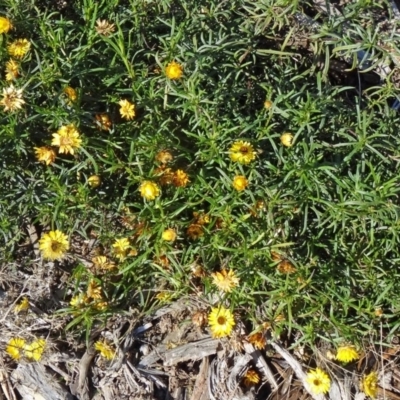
[190,262,206,277]
[64,86,77,103]
[361,371,378,399]
[118,99,135,120]
[243,369,260,386]
[229,141,256,164]
[34,146,56,165]
[0,84,25,111]
[8,39,31,59]
[88,175,101,188]
[157,167,175,186]
[140,181,160,200]
[39,230,69,260]
[277,260,296,274]
[162,228,177,242]
[336,345,359,363]
[280,132,294,147]
[211,269,239,292]
[208,306,235,338]
[192,310,208,327]
[305,368,331,395]
[153,254,170,269]
[232,175,248,191]
[5,59,19,81]
[6,338,26,360]
[112,238,130,259]
[51,124,82,155]
[95,340,115,360]
[165,61,183,80]
[248,332,266,350]
[25,339,46,361]
[95,113,112,130]
[155,150,173,164]
[173,169,190,187]
[193,212,210,225]
[92,255,115,270]
[14,297,29,314]
[0,16,12,34]
[95,19,115,36]
[186,223,204,240]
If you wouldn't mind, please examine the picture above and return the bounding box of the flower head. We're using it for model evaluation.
[162,228,177,242]
[336,345,359,363]
[14,297,29,314]
[64,86,77,103]
[87,280,103,300]
[0,84,25,111]
[51,124,82,154]
[232,175,248,191]
[39,230,69,260]
[88,175,101,188]
[95,19,115,36]
[155,150,173,164]
[280,132,294,147]
[165,61,183,80]
[95,340,115,360]
[173,169,190,187]
[208,306,235,338]
[156,291,173,303]
[0,17,12,34]
[92,255,115,270]
[157,167,175,186]
[5,59,19,81]
[186,223,204,240]
[248,332,266,350]
[264,100,273,109]
[243,369,260,386]
[34,146,56,165]
[25,339,46,361]
[361,371,378,399]
[8,39,31,59]
[70,293,88,308]
[6,338,26,360]
[277,260,296,274]
[229,141,256,164]
[192,310,208,327]
[211,269,239,292]
[112,238,130,259]
[95,113,112,130]
[118,99,135,120]
[305,368,331,395]
[140,181,160,200]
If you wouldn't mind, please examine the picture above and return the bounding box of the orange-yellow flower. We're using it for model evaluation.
[118,99,135,120]
[173,169,190,187]
[88,175,101,188]
[232,175,248,191]
[165,61,183,80]
[248,332,266,350]
[243,369,260,386]
[95,113,112,130]
[229,141,256,164]
[186,224,204,240]
[140,181,160,200]
[51,124,82,155]
[305,368,331,395]
[8,39,31,59]
[155,150,173,164]
[34,146,56,165]
[0,17,12,34]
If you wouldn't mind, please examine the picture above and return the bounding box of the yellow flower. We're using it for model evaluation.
[70,293,88,308]
[173,169,190,187]
[14,297,29,313]
[232,175,248,191]
[95,113,112,130]
[243,369,260,386]
[211,269,240,292]
[208,306,235,338]
[112,238,130,259]
[8,39,31,59]
[0,84,25,111]
[305,368,331,395]
[34,146,56,165]
[6,338,26,361]
[248,332,266,350]
[95,19,115,36]
[361,371,378,399]
[280,132,294,147]
[165,61,183,80]
[92,255,115,270]
[229,141,256,164]
[155,150,173,164]
[88,175,101,188]
[64,86,77,103]
[87,280,103,300]
[264,100,273,109]
[51,124,82,155]
[5,59,19,81]
[25,339,46,361]
[39,230,69,260]
[156,291,173,303]
[336,345,359,363]
[0,17,12,34]
[162,228,177,242]
[94,340,115,360]
[118,99,135,120]
[140,181,160,200]
[186,223,204,240]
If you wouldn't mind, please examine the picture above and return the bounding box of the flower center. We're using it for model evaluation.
[217,316,226,325]
[51,241,62,251]
[240,147,249,154]
[313,379,321,386]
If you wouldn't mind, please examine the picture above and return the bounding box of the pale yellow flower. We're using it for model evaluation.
[70,294,88,308]
[88,175,101,188]
[165,61,183,80]
[95,19,115,36]
[92,255,115,270]
[39,230,69,260]
[112,238,130,259]
[94,340,115,360]
[25,339,46,361]
[34,146,56,165]
[264,100,273,109]
[51,124,82,154]
[0,17,12,34]
[280,132,294,147]
[14,297,29,313]
[0,84,25,111]
[118,99,135,120]
[305,368,331,395]
[208,306,235,338]
[162,228,177,242]
[5,59,19,81]
[361,371,378,399]
[211,269,239,292]
[336,345,359,363]
[8,39,31,59]
[5,338,25,361]
[229,141,256,164]
[140,181,160,200]
[232,175,248,191]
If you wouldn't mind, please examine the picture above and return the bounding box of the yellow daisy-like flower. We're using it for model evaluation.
[248,332,266,350]
[305,368,331,395]
[186,223,204,240]
[211,269,240,293]
[0,84,25,112]
[336,345,359,363]
[243,369,260,386]
[94,340,115,360]
[162,228,177,242]
[88,175,101,188]
[25,339,46,361]
[39,230,69,260]
[361,371,378,399]
[112,237,130,259]
[155,150,173,164]
[92,255,115,270]
[280,132,294,147]
[5,59,19,81]
[95,113,112,131]
[208,306,235,338]
[118,99,135,120]
[70,293,88,308]
[0,17,12,34]
[173,169,190,187]
[14,297,29,314]
[51,124,82,155]
[229,141,256,164]
[64,86,77,103]
[232,175,248,191]
[165,61,183,80]
[87,280,103,300]
[34,146,56,165]
[95,19,115,36]
[140,181,160,200]
[5,337,26,361]
[8,39,31,59]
